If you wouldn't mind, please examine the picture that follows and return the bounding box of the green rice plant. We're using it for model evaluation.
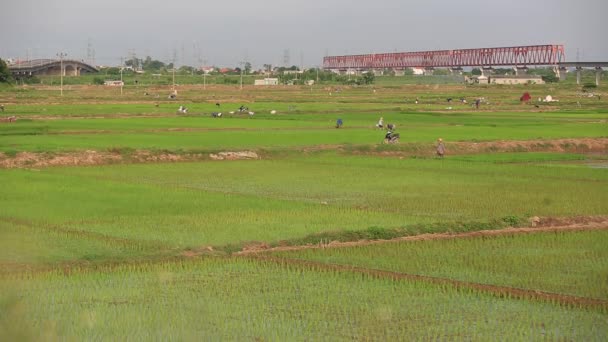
[1,257,606,340]
[275,230,608,300]
[1,152,606,267]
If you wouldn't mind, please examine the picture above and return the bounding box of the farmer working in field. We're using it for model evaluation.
[385,130,399,143]
[436,138,445,158]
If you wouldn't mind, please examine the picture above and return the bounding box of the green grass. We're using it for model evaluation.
[1,109,607,153]
[448,152,588,163]
[0,221,164,268]
[274,230,608,300]
[1,257,606,341]
[1,154,606,266]
[1,83,607,340]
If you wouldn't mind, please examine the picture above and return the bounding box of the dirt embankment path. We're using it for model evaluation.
[234,216,608,255]
[1,138,607,169]
[250,254,608,310]
[435,138,608,154]
[235,216,608,310]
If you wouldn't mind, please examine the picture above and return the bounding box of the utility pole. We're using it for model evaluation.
[172,49,177,91]
[240,61,245,90]
[56,52,67,96]
[203,59,208,90]
[120,57,124,96]
[171,57,176,91]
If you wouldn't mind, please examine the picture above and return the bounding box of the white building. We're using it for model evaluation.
[104,80,124,86]
[490,75,545,85]
[411,68,425,75]
[254,78,279,86]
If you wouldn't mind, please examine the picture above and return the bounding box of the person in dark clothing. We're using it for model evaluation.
[385,130,400,143]
[335,118,343,128]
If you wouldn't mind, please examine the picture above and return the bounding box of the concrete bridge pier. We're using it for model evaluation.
[576,67,583,85]
[556,67,567,81]
[596,67,603,86]
[514,67,528,76]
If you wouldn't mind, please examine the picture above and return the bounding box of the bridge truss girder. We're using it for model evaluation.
[323,45,565,70]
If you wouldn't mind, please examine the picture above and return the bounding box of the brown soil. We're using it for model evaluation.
[1,138,606,169]
[0,150,209,168]
[445,138,608,154]
[363,138,608,157]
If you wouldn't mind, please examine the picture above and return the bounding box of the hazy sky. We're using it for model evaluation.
[1,0,607,68]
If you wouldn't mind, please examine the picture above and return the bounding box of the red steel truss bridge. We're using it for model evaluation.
[323,45,565,70]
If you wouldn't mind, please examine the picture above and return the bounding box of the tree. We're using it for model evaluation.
[142,56,165,71]
[125,58,142,70]
[383,68,395,76]
[103,67,120,75]
[179,65,196,74]
[471,68,482,76]
[362,72,375,85]
[433,68,449,76]
[494,68,514,75]
[244,62,252,74]
[541,74,559,83]
[0,58,13,84]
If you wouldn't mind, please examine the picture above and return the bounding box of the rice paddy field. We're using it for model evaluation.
[1,79,607,340]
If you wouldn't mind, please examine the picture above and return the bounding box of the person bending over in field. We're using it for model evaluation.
[384,130,399,143]
[335,118,343,128]
[376,116,384,129]
[436,138,445,158]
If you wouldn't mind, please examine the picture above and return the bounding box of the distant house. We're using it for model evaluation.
[254,78,279,86]
[219,68,233,74]
[411,68,425,75]
[490,75,545,85]
[465,75,489,84]
[104,80,124,86]
[200,66,215,74]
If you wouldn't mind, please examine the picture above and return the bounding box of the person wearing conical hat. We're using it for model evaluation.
[436,138,445,158]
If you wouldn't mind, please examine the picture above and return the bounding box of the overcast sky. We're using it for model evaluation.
[1,0,607,68]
